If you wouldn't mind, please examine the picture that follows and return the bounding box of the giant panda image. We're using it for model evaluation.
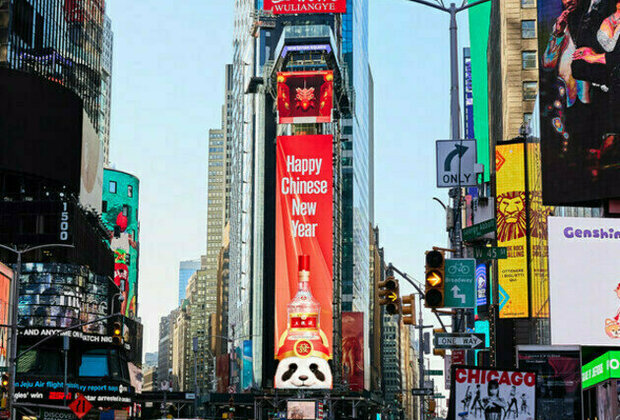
[275,356,333,389]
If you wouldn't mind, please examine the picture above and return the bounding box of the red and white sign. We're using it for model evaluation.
[277,71,333,124]
[264,0,346,14]
[69,394,93,419]
[444,350,466,390]
[275,134,333,358]
[451,366,536,419]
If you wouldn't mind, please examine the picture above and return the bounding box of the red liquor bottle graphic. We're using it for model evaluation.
[276,255,330,360]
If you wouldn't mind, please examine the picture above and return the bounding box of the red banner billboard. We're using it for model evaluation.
[274,135,333,389]
[342,312,364,391]
[277,71,333,124]
[264,0,346,14]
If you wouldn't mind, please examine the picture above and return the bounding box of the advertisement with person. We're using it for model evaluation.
[450,366,537,420]
[274,135,333,390]
[517,346,582,419]
[496,142,529,318]
[548,216,620,345]
[537,0,620,204]
[342,312,364,392]
[277,71,333,124]
[264,0,346,14]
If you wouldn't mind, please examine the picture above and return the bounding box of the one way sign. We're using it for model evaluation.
[436,139,477,188]
[433,333,487,350]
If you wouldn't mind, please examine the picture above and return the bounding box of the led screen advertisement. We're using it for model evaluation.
[287,401,316,420]
[0,263,10,368]
[517,346,582,419]
[274,135,333,390]
[277,71,333,124]
[548,216,620,345]
[449,366,537,420]
[496,143,529,318]
[264,0,346,14]
[342,312,364,392]
[537,0,620,205]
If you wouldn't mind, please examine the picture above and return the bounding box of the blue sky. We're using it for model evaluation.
[107,2,472,394]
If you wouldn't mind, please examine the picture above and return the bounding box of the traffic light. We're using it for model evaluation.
[112,321,123,345]
[378,276,400,315]
[433,328,446,358]
[401,294,416,325]
[1,374,8,393]
[424,250,445,308]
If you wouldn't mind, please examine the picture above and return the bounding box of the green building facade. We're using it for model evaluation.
[102,168,140,318]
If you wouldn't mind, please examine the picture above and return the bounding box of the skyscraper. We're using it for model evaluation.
[178,259,201,305]
[100,15,113,164]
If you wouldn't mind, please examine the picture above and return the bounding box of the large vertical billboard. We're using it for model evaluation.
[537,0,620,204]
[274,135,333,389]
[496,143,529,318]
[0,264,10,369]
[342,312,364,392]
[527,142,553,318]
[549,216,620,345]
[264,0,346,14]
[277,71,333,124]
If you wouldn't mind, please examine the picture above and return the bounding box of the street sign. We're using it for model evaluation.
[411,388,434,396]
[436,139,477,188]
[434,394,446,399]
[425,370,443,376]
[69,394,92,419]
[434,332,487,350]
[473,246,507,260]
[443,259,475,308]
[462,219,496,241]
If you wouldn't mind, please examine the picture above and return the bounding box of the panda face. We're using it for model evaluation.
[275,356,332,389]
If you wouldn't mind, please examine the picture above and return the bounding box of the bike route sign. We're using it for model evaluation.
[444,258,476,308]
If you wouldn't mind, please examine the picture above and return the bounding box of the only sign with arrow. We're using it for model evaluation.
[436,139,477,188]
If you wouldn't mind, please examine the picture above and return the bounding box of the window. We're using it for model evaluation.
[79,350,109,377]
[524,113,533,126]
[522,20,536,38]
[523,81,537,100]
[522,51,537,69]
[122,205,129,217]
[102,201,108,212]
[109,181,117,194]
[521,0,535,7]
[127,185,133,198]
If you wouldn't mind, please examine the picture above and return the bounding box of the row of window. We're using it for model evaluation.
[108,181,134,198]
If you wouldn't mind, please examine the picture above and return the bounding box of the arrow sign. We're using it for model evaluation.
[433,333,487,350]
[444,144,469,171]
[411,388,434,396]
[387,292,398,302]
[451,285,466,304]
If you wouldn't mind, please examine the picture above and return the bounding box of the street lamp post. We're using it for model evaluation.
[0,243,74,420]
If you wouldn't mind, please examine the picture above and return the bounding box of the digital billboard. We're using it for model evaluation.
[242,340,253,390]
[342,312,364,392]
[0,263,10,368]
[287,401,316,420]
[496,143,529,318]
[450,366,537,420]
[264,0,346,14]
[277,71,333,124]
[274,135,333,390]
[18,263,111,335]
[548,216,620,345]
[517,346,582,419]
[537,0,620,204]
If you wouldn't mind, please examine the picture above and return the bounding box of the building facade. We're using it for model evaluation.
[158,313,174,390]
[102,168,140,319]
[100,15,113,164]
[172,304,190,391]
[0,0,109,148]
[178,259,201,305]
